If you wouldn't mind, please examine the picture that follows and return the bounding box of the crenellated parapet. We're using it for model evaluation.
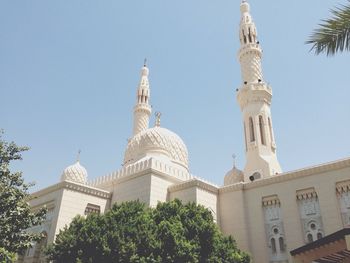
[88,157,193,188]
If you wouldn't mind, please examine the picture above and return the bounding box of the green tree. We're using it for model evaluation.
[46,200,250,263]
[306,1,350,55]
[0,132,47,262]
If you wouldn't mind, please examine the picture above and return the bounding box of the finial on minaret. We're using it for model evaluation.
[143,58,147,67]
[76,150,81,162]
[155,111,161,127]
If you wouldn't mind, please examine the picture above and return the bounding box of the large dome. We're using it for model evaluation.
[61,161,88,184]
[124,127,189,170]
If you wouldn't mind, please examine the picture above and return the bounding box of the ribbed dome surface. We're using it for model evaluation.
[224,167,244,186]
[61,161,88,184]
[124,127,188,169]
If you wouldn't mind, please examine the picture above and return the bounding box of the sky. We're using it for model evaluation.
[1,0,349,191]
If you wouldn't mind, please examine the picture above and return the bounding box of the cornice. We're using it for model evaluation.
[262,194,280,207]
[219,182,245,193]
[168,178,219,194]
[336,179,350,195]
[244,157,350,190]
[30,181,111,200]
[296,187,317,200]
[88,157,192,189]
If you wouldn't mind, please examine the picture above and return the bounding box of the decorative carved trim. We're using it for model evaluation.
[30,181,111,200]
[336,179,350,195]
[262,195,280,207]
[296,187,317,200]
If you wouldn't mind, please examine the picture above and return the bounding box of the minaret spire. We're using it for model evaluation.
[236,2,282,182]
[132,61,152,136]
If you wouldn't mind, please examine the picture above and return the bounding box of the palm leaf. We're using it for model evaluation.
[306,1,350,56]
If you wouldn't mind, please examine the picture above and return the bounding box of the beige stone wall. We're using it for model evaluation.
[196,188,218,222]
[112,174,152,205]
[149,174,175,207]
[219,186,251,254]
[54,188,110,239]
[169,186,197,203]
[221,163,350,262]
[29,188,64,244]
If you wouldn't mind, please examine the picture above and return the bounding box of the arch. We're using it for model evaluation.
[307,233,313,243]
[259,115,266,145]
[271,238,276,253]
[249,117,255,142]
[242,29,247,44]
[248,27,252,43]
[317,232,323,240]
[279,237,285,252]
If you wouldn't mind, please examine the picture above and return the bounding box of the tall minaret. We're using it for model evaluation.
[132,61,151,136]
[236,1,282,182]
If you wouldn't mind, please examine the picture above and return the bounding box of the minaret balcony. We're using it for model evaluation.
[238,43,262,59]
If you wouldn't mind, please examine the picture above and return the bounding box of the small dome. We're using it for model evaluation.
[240,1,250,13]
[61,161,88,184]
[124,127,189,170]
[224,167,244,186]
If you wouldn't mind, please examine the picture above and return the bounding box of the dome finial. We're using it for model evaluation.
[76,149,81,162]
[155,111,161,127]
[232,153,236,168]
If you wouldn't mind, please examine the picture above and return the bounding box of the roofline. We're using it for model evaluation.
[220,157,350,193]
[30,180,111,200]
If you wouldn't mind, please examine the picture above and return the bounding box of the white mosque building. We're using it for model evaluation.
[20,1,350,263]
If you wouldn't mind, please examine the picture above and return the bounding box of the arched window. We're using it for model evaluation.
[271,238,276,253]
[279,237,285,252]
[242,30,247,44]
[248,27,252,43]
[307,233,313,243]
[259,115,266,145]
[268,117,273,143]
[317,232,323,240]
[243,122,248,151]
[249,117,255,142]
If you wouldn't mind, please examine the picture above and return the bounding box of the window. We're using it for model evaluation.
[271,238,276,253]
[317,232,323,239]
[248,28,252,43]
[249,117,255,142]
[259,115,266,145]
[307,233,313,243]
[85,203,101,215]
[279,237,285,252]
[243,122,248,151]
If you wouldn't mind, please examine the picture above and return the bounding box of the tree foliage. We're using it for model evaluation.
[306,1,350,55]
[46,199,250,263]
[0,131,47,262]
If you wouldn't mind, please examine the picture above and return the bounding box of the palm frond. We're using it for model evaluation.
[306,1,350,56]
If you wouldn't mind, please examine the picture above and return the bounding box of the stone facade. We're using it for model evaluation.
[19,1,350,263]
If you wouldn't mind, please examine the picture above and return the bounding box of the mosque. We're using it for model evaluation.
[19,1,350,263]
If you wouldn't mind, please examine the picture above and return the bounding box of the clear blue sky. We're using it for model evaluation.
[1,0,349,191]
